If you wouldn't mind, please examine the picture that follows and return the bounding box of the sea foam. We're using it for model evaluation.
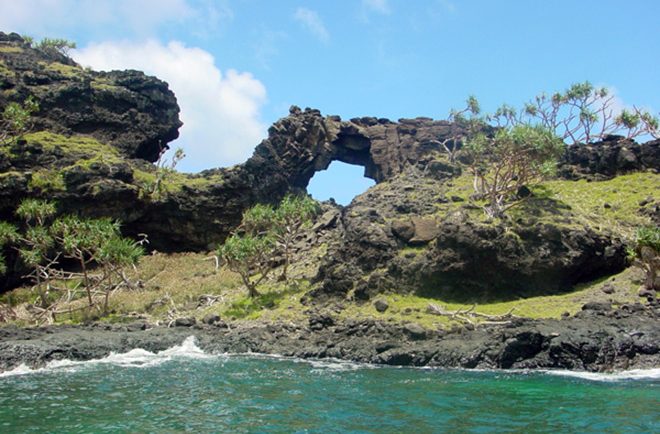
[0,336,210,377]
[543,368,660,382]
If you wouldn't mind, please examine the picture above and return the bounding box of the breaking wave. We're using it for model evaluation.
[0,336,210,377]
[543,368,660,382]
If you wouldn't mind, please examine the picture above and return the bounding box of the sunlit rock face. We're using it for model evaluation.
[0,32,182,162]
[1,31,657,297]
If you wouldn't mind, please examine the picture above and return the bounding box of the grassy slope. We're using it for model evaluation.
[1,167,657,328]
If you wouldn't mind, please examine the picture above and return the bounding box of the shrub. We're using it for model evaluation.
[0,96,39,146]
[140,147,186,200]
[35,37,76,56]
[465,124,564,218]
[217,194,319,297]
[217,233,276,298]
[271,195,320,281]
[1,199,144,319]
[0,221,19,275]
[629,226,660,291]
[489,81,659,144]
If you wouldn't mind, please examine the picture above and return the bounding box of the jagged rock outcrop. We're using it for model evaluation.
[0,32,181,161]
[1,31,658,297]
[311,168,629,301]
[1,304,658,371]
[559,135,660,180]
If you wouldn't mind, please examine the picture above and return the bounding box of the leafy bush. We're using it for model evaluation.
[140,147,186,200]
[271,195,320,280]
[490,81,659,144]
[218,234,276,298]
[0,199,144,320]
[217,194,319,297]
[0,96,39,146]
[629,226,660,291]
[465,124,564,218]
[35,37,76,56]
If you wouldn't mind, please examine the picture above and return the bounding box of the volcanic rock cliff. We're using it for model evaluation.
[1,32,658,299]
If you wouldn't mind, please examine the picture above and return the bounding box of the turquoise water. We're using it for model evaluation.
[0,338,658,433]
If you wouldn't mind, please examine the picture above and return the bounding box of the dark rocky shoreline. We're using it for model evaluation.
[1,303,658,374]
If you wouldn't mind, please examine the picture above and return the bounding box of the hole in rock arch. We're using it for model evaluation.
[307,161,376,206]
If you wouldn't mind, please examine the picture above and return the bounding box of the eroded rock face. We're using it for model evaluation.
[1,32,657,297]
[0,32,181,161]
[311,168,629,301]
[559,135,660,180]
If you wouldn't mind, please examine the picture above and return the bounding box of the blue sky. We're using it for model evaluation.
[1,0,659,204]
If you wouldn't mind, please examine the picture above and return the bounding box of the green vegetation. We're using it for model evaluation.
[0,96,39,146]
[34,38,76,57]
[539,172,659,235]
[270,195,320,280]
[440,83,659,218]
[489,81,659,143]
[218,231,275,298]
[133,166,224,199]
[28,170,66,192]
[0,199,144,323]
[629,226,659,290]
[22,131,119,158]
[465,124,564,218]
[91,78,122,92]
[39,61,82,77]
[140,147,186,200]
[0,46,23,53]
[0,59,15,78]
[218,194,320,297]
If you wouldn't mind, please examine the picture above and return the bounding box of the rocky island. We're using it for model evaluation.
[0,32,658,374]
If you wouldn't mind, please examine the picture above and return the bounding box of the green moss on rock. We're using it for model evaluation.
[24,131,116,155]
[0,45,22,53]
[38,60,83,77]
[28,169,66,193]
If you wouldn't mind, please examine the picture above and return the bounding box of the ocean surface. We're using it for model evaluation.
[1,337,658,433]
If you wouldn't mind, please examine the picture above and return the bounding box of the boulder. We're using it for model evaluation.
[581,302,612,312]
[409,216,440,244]
[309,313,335,330]
[374,299,389,313]
[203,314,221,325]
[403,323,427,340]
[391,219,415,242]
[173,317,196,327]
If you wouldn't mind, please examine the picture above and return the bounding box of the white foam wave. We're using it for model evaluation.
[0,336,211,377]
[305,358,377,372]
[544,368,660,382]
[221,352,377,372]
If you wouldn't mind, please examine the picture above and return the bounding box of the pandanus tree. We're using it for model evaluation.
[465,125,564,219]
[14,199,57,307]
[0,199,144,317]
[51,216,144,312]
[217,194,319,298]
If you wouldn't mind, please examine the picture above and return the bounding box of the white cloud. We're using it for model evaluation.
[294,7,329,44]
[74,40,267,172]
[363,0,391,15]
[0,0,229,39]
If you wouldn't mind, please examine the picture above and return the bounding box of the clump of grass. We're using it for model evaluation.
[23,131,120,159]
[133,168,225,199]
[540,172,659,237]
[38,61,82,77]
[0,46,23,53]
[335,266,643,329]
[28,169,65,192]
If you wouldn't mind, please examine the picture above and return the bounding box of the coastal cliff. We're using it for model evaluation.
[0,32,658,372]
